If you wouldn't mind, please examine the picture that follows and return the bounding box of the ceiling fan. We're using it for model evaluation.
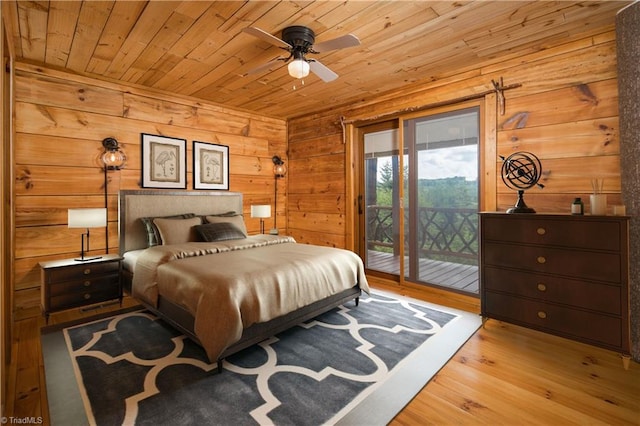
[242,25,360,82]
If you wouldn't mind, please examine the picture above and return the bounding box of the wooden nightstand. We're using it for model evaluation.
[40,254,123,323]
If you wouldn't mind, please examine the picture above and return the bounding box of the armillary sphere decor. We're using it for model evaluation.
[500,151,544,213]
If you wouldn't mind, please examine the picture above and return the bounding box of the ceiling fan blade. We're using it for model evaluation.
[241,56,285,77]
[243,27,291,49]
[309,60,338,82]
[312,34,360,53]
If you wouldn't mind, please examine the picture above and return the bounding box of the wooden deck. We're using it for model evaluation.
[367,250,479,294]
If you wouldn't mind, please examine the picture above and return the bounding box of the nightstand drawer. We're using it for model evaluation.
[50,285,121,311]
[483,266,622,314]
[484,292,623,350]
[49,275,119,297]
[45,261,120,283]
[482,216,620,250]
[483,242,621,283]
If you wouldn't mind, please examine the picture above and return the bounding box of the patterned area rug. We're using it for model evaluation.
[42,292,480,425]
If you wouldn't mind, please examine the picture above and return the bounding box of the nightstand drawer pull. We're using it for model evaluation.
[537,283,547,292]
[537,311,547,319]
[84,293,91,300]
[536,227,546,235]
[83,268,91,275]
[537,256,546,264]
[84,280,91,287]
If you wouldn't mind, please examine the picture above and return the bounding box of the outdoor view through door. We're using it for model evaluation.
[363,107,480,295]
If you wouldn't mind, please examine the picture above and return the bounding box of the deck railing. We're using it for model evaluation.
[366,205,478,265]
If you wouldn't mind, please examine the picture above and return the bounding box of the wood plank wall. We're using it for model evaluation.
[11,63,287,320]
[287,29,622,249]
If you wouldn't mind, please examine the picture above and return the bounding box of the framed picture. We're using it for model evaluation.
[193,141,229,190]
[141,133,187,189]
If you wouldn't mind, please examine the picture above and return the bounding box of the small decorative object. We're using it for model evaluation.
[590,178,607,215]
[68,208,107,261]
[613,205,626,216]
[141,133,187,189]
[571,198,584,215]
[193,141,229,190]
[500,151,544,213]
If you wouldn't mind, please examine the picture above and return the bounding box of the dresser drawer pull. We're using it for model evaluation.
[84,281,91,287]
[537,283,547,292]
[537,256,546,264]
[83,268,91,275]
[84,293,91,300]
[537,311,547,319]
[536,227,546,235]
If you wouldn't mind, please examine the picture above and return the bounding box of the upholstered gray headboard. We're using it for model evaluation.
[118,190,244,254]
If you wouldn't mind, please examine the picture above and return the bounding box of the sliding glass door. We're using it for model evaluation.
[403,107,479,293]
[360,106,480,295]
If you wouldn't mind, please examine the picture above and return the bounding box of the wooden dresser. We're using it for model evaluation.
[479,213,630,362]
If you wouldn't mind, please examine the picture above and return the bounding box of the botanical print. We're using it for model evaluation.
[150,142,180,183]
[199,148,223,184]
[193,141,229,190]
[141,133,186,189]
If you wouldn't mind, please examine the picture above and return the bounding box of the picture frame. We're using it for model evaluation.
[141,133,187,189]
[193,141,229,190]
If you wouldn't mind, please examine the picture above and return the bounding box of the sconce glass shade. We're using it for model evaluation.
[274,163,287,177]
[288,59,310,79]
[250,205,271,218]
[272,155,287,177]
[101,137,126,170]
[68,208,107,229]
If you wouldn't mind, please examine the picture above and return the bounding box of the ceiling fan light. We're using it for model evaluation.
[288,59,310,79]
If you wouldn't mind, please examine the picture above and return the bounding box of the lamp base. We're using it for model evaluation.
[74,255,102,262]
[269,228,279,235]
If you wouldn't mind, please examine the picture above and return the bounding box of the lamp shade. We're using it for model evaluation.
[250,205,271,219]
[68,208,107,228]
[288,59,310,79]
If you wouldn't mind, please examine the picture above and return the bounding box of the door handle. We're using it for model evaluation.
[358,195,363,214]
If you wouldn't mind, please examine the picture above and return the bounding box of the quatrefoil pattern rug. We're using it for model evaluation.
[52,292,480,425]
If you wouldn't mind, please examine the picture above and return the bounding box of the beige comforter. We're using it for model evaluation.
[132,235,369,361]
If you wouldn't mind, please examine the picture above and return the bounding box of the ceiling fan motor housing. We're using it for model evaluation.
[282,26,316,53]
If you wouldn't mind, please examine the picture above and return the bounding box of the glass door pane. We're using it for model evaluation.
[404,108,480,294]
[363,128,401,275]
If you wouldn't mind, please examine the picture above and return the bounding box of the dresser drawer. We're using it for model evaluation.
[50,285,121,311]
[484,292,623,350]
[49,275,119,297]
[482,216,620,251]
[483,266,621,315]
[483,242,621,283]
[45,261,120,283]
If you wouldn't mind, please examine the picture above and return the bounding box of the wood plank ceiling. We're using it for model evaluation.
[1,1,631,119]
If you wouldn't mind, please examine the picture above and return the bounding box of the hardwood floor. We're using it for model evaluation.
[6,279,639,425]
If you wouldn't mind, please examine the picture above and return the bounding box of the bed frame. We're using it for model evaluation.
[118,190,360,370]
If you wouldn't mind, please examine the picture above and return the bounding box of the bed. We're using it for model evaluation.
[118,190,369,369]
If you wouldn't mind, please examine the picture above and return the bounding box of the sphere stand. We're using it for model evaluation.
[507,190,536,213]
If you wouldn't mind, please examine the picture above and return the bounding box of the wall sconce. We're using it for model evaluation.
[68,208,107,261]
[101,137,126,170]
[250,205,271,234]
[271,156,287,234]
[100,137,126,253]
[273,155,286,177]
